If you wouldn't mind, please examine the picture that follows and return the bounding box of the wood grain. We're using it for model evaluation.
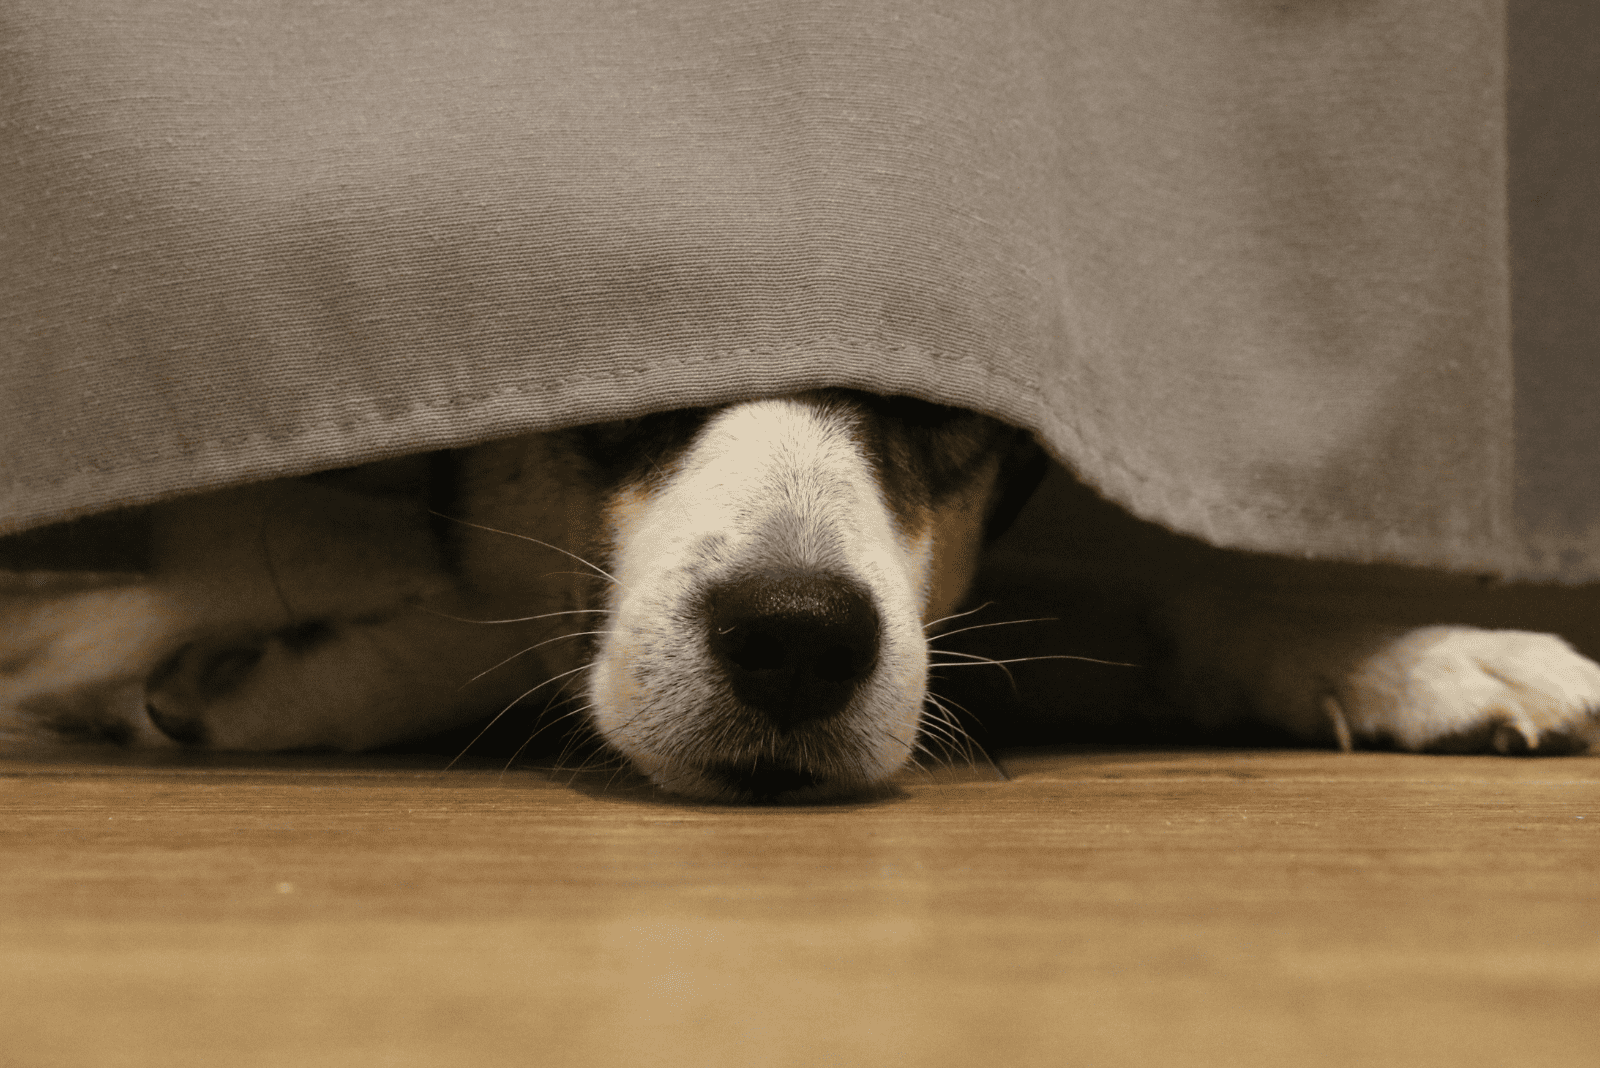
[2,748,1596,1067]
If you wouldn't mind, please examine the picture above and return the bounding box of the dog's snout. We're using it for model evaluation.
[706,571,881,727]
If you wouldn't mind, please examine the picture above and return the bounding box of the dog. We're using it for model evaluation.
[3,389,1599,801]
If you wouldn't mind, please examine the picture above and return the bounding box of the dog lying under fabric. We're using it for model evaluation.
[3,390,1599,802]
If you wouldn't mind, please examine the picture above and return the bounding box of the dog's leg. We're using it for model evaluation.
[137,440,598,752]
[0,583,193,746]
[140,604,568,750]
[1159,591,1600,753]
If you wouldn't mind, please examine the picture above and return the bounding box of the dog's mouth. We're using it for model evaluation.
[686,752,901,805]
[702,757,825,802]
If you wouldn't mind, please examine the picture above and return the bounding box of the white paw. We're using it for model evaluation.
[1329,627,1600,754]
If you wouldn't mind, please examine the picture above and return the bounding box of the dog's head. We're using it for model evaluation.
[546,390,1042,802]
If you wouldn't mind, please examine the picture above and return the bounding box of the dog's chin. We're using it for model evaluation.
[596,687,923,804]
[630,751,903,805]
[589,661,928,803]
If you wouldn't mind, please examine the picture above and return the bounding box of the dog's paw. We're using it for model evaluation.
[1329,627,1600,755]
[142,620,344,748]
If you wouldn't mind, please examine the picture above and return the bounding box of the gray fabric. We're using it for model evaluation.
[3,0,1597,580]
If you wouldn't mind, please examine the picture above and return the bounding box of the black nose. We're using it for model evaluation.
[705,570,881,728]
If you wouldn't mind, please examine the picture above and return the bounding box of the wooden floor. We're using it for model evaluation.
[2,748,1596,1068]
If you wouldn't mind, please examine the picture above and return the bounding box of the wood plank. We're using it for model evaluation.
[2,749,1596,1067]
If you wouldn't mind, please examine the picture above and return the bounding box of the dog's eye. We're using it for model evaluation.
[577,417,656,452]
[562,407,717,486]
[870,399,1008,487]
[872,395,972,430]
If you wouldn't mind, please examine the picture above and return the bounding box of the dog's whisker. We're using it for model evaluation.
[502,701,594,775]
[548,732,608,776]
[554,711,621,779]
[562,743,634,791]
[464,630,607,686]
[543,679,611,773]
[887,730,941,772]
[440,662,594,773]
[927,616,1059,642]
[903,740,943,778]
[918,700,964,738]
[920,704,967,748]
[428,510,622,587]
[923,601,997,631]
[906,730,953,771]
[927,688,985,733]
[924,691,996,773]
[483,715,593,779]
[598,756,643,794]
[422,606,611,625]
[929,648,1020,687]
[912,726,964,773]
[575,752,630,777]
[919,697,978,767]
[542,570,625,584]
[930,652,1140,668]
[548,666,597,712]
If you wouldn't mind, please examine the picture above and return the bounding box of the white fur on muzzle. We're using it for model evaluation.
[589,399,933,802]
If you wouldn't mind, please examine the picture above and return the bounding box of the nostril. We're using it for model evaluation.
[724,629,787,673]
[705,570,881,727]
